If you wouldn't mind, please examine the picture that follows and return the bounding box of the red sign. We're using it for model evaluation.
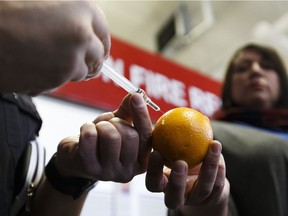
[51,36,222,122]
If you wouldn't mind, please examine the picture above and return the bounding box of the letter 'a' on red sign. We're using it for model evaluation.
[50,36,222,122]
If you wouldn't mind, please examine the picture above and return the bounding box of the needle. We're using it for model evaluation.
[101,63,161,112]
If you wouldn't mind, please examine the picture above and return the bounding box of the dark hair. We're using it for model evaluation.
[221,43,288,109]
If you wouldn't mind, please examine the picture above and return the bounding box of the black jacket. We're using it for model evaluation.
[0,94,42,216]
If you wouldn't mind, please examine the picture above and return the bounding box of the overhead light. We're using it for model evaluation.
[156,0,214,57]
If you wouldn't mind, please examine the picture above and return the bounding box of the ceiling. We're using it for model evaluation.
[97,1,288,82]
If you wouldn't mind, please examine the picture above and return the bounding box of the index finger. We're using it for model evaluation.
[129,94,153,166]
[113,93,152,168]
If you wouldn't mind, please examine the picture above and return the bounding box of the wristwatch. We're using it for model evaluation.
[45,154,97,199]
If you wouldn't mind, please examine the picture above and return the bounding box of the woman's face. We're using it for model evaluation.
[231,50,280,109]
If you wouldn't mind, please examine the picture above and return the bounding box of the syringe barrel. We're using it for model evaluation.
[101,63,161,112]
[101,63,137,93]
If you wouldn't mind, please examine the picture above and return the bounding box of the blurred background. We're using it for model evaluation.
[97,0,288,81]
[34,1,288,215]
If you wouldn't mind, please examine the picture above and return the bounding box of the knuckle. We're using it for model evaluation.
[107,130,121,142]
[80,124,97,140]
[124,129,139,141]
[205,158,220,172]
[197,187,211,200]
[118,175,133,183]
[73,23,92,45]
[214,180,225,195]
[81,130,96,141]
[101,169,133,183]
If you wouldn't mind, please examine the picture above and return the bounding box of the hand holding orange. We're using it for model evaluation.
[152,107,213,169]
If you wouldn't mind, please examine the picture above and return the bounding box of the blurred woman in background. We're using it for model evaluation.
[158,43,288,216]
[211,43,288,216]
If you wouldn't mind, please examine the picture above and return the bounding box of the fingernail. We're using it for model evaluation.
[173,161,187,174]
[210,143,221,154]
[132,94,145,107]
[86,62,101,79]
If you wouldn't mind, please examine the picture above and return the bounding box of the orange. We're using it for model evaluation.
[152,107,213,169]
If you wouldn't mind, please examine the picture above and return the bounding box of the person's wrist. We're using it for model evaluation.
[45,153,97,199]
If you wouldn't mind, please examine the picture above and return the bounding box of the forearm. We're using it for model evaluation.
[28,177,88,216]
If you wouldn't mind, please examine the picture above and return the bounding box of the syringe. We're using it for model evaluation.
[101,63,160,111]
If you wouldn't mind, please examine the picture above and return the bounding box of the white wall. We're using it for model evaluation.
[32,95,166,216]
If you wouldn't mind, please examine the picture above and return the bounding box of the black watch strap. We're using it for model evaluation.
[45,154,97,199]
